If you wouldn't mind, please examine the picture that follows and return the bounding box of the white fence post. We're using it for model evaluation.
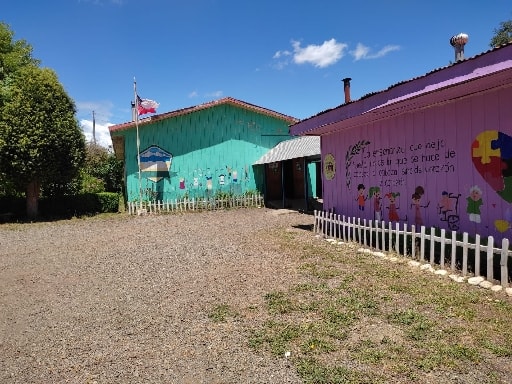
[395,222,400,254]
[380,220,386,252]
[420,226,426,261]
[430,227,436,265]
[402,223,407,257]
[374,220,379,250]
[440,229,446,269]
[451,231,457,271]
[462,232,469,276]
[311,209,510,288]
[501,238,509,288]
[411,225,416,259]
[369,220,374,249]
[475,234,481,277]
[487,236,494,282]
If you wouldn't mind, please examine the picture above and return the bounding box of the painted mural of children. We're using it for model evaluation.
[411,186,430,227]
[466,185,483,223]
[369,186,382,221]
[385,192,400,222]
[438,191,452,218]
[411,193,430,226]
[356,184,367,211]
[206,168,213,191]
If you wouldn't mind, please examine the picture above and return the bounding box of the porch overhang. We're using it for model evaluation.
[253,136,320,165]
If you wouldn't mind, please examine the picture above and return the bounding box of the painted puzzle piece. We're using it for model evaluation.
[472,130,500,164]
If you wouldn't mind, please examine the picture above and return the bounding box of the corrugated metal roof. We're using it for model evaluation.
[109,97,299,133]
[253,136,320,165]
[290,42,512,136]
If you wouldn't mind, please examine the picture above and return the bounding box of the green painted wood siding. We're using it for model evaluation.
[113,104,292,202]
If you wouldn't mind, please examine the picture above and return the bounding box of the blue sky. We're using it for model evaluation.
[3,1,511,148]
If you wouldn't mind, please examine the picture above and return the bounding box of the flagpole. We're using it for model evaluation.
[134,78,143,211]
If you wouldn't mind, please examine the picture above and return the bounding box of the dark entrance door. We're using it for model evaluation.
[265,162,282,200]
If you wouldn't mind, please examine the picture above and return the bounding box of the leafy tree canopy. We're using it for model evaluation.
[0,65,85,217]
[490,20,512,47]
[0,22,40,103]
[82,142,123,193]
[0,65,85,187]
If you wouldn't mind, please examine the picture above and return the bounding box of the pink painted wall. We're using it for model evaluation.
[321,86,512,242]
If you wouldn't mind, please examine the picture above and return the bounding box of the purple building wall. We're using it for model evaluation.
[291,43,512,242]
[321,85,512,241]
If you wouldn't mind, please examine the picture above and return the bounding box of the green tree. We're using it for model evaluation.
[0,65,85,219]
[0,22,40,102]
[82,142,123,193]
[490,20,512,47]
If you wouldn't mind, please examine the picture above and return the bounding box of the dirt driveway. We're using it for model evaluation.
[0,208,316,384]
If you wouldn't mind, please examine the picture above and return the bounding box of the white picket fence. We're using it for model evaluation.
[314,210,511,288]
[127,194,264,215]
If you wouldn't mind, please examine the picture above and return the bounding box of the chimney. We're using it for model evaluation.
[342,77,352,104]
[450,33,469,62]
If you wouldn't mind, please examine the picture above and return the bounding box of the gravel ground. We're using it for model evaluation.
[0,208,316,384]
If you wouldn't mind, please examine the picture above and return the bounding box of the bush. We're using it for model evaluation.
[96,192,120,213]
[80,172,105,194]
[0,193,121,221]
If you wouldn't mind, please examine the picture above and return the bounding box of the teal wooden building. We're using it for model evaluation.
[109,97,298,203]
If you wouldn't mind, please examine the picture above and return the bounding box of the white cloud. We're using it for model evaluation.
[273,50,291,59]
[292,39,347,68]
[351,43,400,61]
[80,119,114,149]
[351,43,370,61]
[273,39,400,69]
[188,91,199,98]
[78,0,123,5]
[206,90,223,98]
[76,100,115,149]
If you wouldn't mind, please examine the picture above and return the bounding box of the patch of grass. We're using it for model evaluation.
[248,227,512,383]
[296,358,383,384]
[483,340,512,357]
[264,291,295,314]
[249,320,301,356]
[351,340,386,364]
[293,282,328,293]
[301,337,336,354]
[299,263,344,279]
[321,305,358,328]
[208,303,238,323]
[388,309,437,341]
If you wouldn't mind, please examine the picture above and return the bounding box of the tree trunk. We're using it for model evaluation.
[26,180,40,220]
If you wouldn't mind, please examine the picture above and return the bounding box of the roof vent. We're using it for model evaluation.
[450,33,469,62]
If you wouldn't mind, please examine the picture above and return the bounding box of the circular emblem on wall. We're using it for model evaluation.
[323,153,336,180]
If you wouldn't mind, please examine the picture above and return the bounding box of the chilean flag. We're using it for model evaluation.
[137,95,159,115]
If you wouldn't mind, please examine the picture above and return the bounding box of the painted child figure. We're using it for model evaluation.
[356,184,367,211]
[369,186,382,221]
[438,191,452,219]
[466,185,483,223]
[411,186,430,227]
[385,192,400,222]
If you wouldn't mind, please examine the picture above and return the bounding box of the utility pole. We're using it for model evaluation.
[92,110,96,145]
